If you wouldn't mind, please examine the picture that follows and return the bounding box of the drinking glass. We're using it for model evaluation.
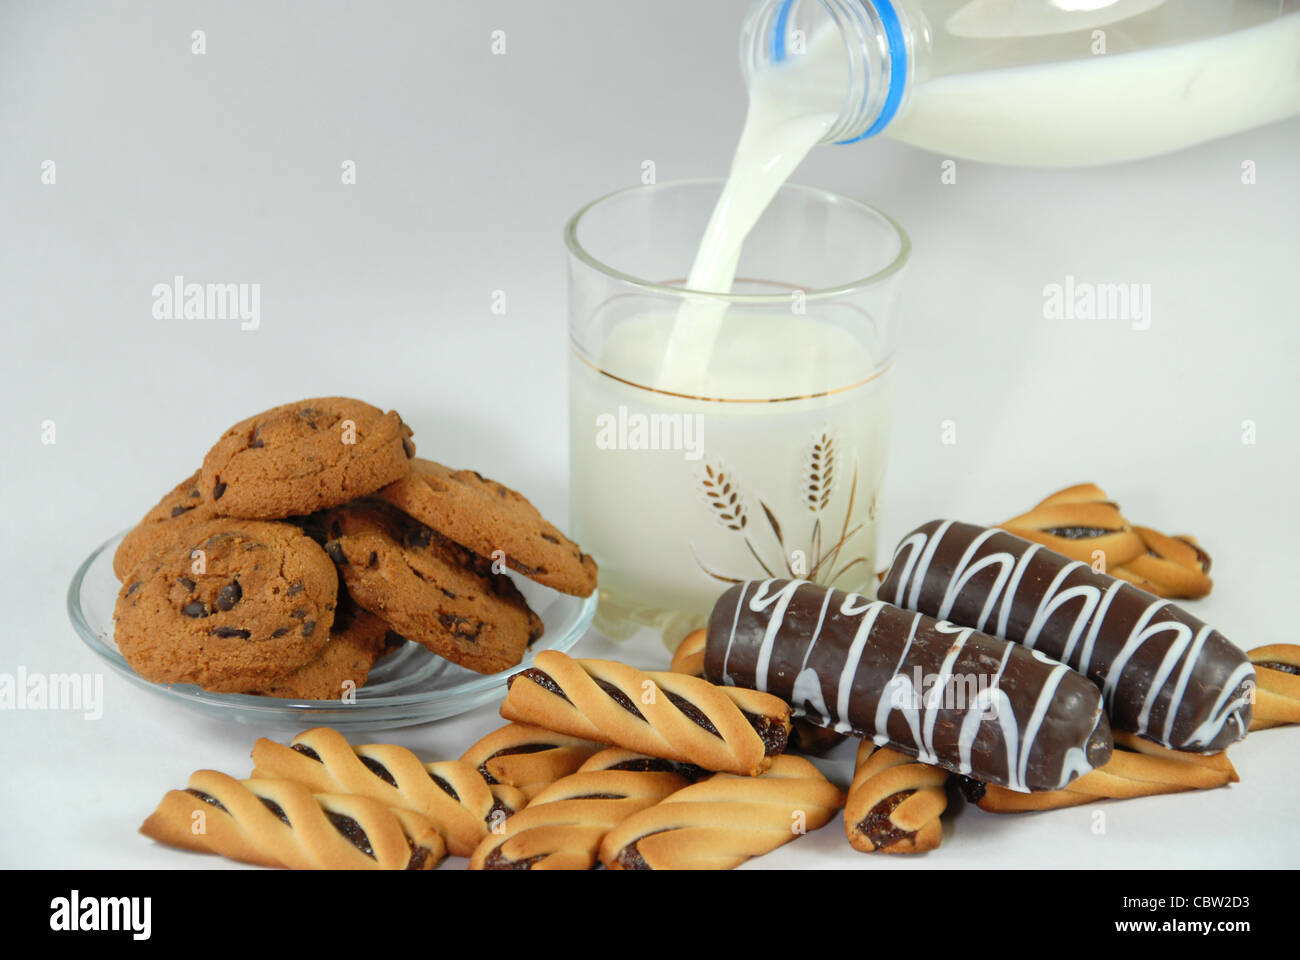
[565,179,908,648]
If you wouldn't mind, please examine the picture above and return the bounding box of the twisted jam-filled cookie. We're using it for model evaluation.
[249,595,400,700]
[378,458,597,597]
[320,499,542,675]
[845,742,948,854]
[673,628,845,757]
[201,397,414,519]
[881,520,1254,753]
[112,470,218,581]
[140,769,445,869]
[468,748,691,870]
[600,755,844,870]
[501,650,792,776]
[459,722,601,800]
[1248,644,1300,731]
[114,519,337,692]
[1000,483,1212,599]
[963,731,1238,813]
[250,727,526,857]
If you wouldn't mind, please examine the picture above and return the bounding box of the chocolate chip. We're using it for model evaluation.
[286,581,303,596]
[212,479,226,500]
[402,435,415,458]
[541,533,559,544]
[271,627,289,638]
[177,577,196,592]
[181,600,210,618]
[216,581,242,610]
[325,542,347,565]
[291,744,322,761]
[437,613,481,642]
[291,608,307,619]
[403,525,431,550]
[302,620,317,638]
[170,505,193,518]
[211,626,251,639]
[125,581,142,596]
[367,551,379,568]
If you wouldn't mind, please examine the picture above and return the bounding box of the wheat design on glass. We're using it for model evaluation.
[692,433,878,590]
[566,180,908,649]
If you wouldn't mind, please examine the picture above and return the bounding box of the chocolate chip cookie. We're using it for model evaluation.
[319,499,543,675]
[201,397,415,519]
[250,594,403,700]
[114,519,338,692]
[112,471,219,581]
[377,458,597,597]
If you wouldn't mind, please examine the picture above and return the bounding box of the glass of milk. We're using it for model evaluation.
[566,179,908,648]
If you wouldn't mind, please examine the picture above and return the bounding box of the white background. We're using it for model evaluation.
[1,0,1296,869]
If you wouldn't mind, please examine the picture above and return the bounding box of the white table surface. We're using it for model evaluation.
[2,0,1297,869]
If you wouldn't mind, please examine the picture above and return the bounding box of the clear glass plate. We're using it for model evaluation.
[68,531,595,731]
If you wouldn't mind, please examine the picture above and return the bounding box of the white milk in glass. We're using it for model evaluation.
[571,310,892,644]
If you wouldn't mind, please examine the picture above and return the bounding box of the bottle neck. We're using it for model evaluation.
[740,0,917,144]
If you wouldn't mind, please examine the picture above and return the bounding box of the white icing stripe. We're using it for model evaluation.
[748,579,804,693]
[920,623,971,766]
[787,585,837,723]
[882,531,927,606]
[996,543,1040,636]
[1102,602,1174,700]
[1037,584,1101,665]
[937,527,1008,626]
[956,643,1015,777]
[1162,621,1212,744]
[1136,622,1206,735]
[906,519,954,610]
[834,597,886,729]
[720,579,751,686]
[1024,562,1094,653]
[1077,579,1122,675]
[1017,662,1072,790]
[1185,661,1257,748]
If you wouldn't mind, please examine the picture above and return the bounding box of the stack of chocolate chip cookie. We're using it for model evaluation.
[112,397,597,698]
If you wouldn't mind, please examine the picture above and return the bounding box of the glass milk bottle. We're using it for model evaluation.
[741,0,1300,165]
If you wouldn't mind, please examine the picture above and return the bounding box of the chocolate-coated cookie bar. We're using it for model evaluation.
[880,520,1254,753]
